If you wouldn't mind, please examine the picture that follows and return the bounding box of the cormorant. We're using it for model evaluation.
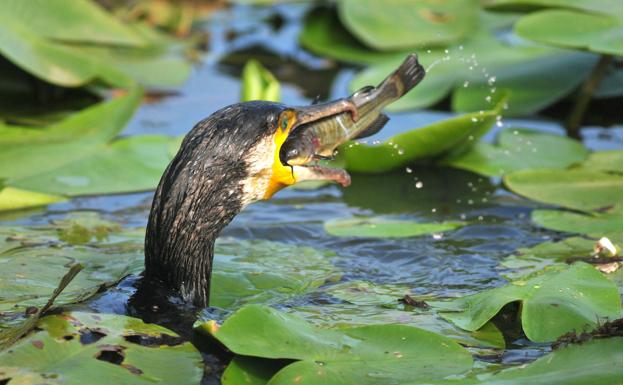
[144,99,358,307]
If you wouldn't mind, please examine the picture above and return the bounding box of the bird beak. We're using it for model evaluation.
[262,98,358,199]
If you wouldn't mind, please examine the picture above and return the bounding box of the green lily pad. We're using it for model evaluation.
[337,0,479,50]
[484,0,618,13]
[349,13,595,116]
[324,217,463,238]
[516,9,623,56]
[241,60,280,102]
[504,168,623,213]
[0,186,64,212]
[404,337,623,385]
[0,1,190,88]
[293,280,505,349]
[0,0,146,46]
[443,128,588,177]
[210,239,340,309]
[222,357,283,385]
[439,263,622,342]
[532,209,623,237]
[582,150,623,173]
[339,98,503,173]
[0,312,203,385]
[11,134,179,196]
[200,305,473,385]
[500,237,600,279]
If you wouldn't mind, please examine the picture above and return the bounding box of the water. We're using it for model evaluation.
[2,3,623,383]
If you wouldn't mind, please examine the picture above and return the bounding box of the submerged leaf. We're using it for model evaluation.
[439,263,622,342]
[200,305,473,385]
[324,217,463,238]
[0,312,203,385]
[443,128,588,177]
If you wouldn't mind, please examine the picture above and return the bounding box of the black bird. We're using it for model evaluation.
[144,99,358,307]
[144,54,424,307]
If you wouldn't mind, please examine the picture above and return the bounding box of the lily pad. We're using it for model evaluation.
[0,186,64,212]
[200,304,473,385]
[504,168,623,213]
[324,217,463,238]
[11,135,179,196]
[338,98,503,173]
[349,13,595,116]
[337,0,479,50]
[410,337,623,385]
[0,1,190,88]
[443,128,588,177]
[241,60,280,102]
[222,357,283,385]
[0,312,203,385]
[210,239,340,309]
[582,150,623,173]
[439,263,622,342]
[532,209,623,237]
[516,9,623,56]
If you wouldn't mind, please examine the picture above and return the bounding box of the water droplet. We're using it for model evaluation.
[487,76,497,85]
[431,208,437,213]
[468,66,473,70]
[426,49,431,54]
[415,181,424,189]
[405,167,413,173]
[460,214,467,220]
[398,149,404,155]
[463,80,469,88]
[485,96,492,103]
[444,49,449,54]
[478,216,484,221]
[432,233,443,240]
[468,135,474,141]
[468,199,474,205]
[471,117,478,123]
[459,45,464,50]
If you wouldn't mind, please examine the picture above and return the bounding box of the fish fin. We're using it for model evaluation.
[354,114,390,139]
[391,53,425,96]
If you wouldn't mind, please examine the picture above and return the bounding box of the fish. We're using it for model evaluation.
[279,53,425,167]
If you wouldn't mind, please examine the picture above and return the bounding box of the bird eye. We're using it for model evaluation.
[281,117,288,130]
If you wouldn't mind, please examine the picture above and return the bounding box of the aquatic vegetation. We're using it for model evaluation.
[324,216,463,238]
[438,263,622,342]
[241,60,281,102]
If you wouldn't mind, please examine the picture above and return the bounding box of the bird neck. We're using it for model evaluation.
[144,157,246,307]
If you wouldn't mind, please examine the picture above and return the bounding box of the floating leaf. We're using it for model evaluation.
[222,357,282,385]
[0,186,64,212]
[0,0,146,46]
[440,263,622,342]
[200,305,473,385]
[516,9,623,56]
[349,13,595,115]
[210,239,340,309]
[0,1,190,88]
[324,217,463,238]
[532,210,623,237]
[337,0,479,50]
[0,312,203,385]
[504,169,623,213]
[582,150,623,173]
[338,99,503,174]
[11,135,179,196]
[443,128,588,177]
[408,337,623,385]
[241,60,280,102]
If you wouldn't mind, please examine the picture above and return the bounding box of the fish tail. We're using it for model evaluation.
[374,54,426,107]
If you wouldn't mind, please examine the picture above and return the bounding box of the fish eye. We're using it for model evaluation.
[281,117,288,130]
[287,148,299,158]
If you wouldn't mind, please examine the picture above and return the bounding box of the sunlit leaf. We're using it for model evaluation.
[443,128,588,177]
[241,60,281,102]
[199,305,473,385]
[582,150,623,173]
[338,98,503,173]
[324,217,463,238]
[532,210,623,237]
[337,0,479,50]
[0,186,64,212]
[439,263,622,342]
[0,312,203,385]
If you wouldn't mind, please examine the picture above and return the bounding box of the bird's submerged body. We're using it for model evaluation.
[144,55,425,307]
